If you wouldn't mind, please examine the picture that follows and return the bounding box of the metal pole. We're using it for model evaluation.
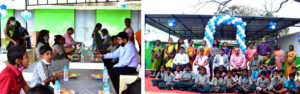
[25,0,28,29]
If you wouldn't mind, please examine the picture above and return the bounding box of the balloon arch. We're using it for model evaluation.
[203,15,247,54]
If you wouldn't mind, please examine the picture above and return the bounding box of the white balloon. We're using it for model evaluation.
[1,10,7,16]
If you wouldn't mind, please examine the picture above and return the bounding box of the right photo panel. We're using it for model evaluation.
[143,0,300,94]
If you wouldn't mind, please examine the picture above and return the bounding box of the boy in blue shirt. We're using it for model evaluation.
[285,73,298,94]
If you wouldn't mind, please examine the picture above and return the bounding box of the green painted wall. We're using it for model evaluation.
[96,9,131,36]
[34,9,74,34]
[1,9,14,34]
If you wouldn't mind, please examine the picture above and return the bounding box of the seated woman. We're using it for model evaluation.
[193,48,210,76]
[52,35,75,60]
[172,47,189,71]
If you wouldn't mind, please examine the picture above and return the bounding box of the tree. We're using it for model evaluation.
[216,5,264,16]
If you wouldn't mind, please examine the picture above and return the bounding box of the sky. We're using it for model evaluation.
[143,0,300,41]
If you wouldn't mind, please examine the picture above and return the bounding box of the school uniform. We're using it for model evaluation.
[210,77,226,93]
[174,71,182,81]
[151,71,166,86]
[174,71,195,90]
[158,73,176,90]
[280,76,287,86]
[256,77,269,92]
[237,76,256,93]
[191,74,210,92]
[268,76,282,91]
[223,76,238,91]
[285,79,298,91]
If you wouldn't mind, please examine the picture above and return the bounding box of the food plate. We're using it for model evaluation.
[92,74,103,80]
[61,89,75,94]
[69,73,79,78]
[98,90,112,94]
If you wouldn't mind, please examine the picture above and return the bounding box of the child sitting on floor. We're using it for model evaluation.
[256,71,270,94]
[152,65,166,86]
[158,67,175,90]
[174,65,195,90]
[251,65,261,81]
[210,71,226,93]
[257,66,270,81]
[174,65,182,81]
[232,69,239,82]
[248,70,255,84]
[217,65,227,78]
[223,70,238,93]
[237,69,256,93]
[285,73,299,94]
[279,69,287,84]
[192,66,210,93]
[268,70,287,94]
[30,46,64,87]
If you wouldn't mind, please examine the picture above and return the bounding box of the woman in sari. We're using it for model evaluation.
[150,40,164,77]
[286,45,297,77]
[92,23,102,52]
[186,39,196,69]
[175,38,185,53]
[4,17,19,49]
[246,43,257,63]
[164,38,176,68]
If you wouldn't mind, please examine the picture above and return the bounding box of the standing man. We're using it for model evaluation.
[64,27,81,52]
[98,32,138,93]
[257,38,270,65]
[123,18,135,44]
[274,45,285,70]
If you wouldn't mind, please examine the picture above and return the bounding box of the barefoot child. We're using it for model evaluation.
[210,71,226,93]
[174,65,195,90]
[256,71,270,94]
[152,66,166,86]
[158,67,175,90]
[237,69,256,93]
[268,70,287,94]
[223,71,238,93]
[285,73,299,94]
[192,66,210,93]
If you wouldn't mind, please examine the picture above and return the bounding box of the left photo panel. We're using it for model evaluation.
[0,0,141,94]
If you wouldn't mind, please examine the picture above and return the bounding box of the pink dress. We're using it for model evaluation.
[246,48,257,62]
[193,55,210,76]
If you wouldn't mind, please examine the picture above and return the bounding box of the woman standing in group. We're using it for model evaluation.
[150,40,164,77]
[186,39,196,69]
[36,30,50,59]
[4,17,18,49]
[222,42,231,58]
[175,38,185,53]
[164,38,176,68]
[246,43,257,67]
[286,45,297,77]
[92,23,102,52]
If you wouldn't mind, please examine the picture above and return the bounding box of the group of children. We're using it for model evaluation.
[152,65,300,94]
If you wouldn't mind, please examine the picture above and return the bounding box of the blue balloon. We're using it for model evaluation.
[1,4,6,10]
[121,4,126,8]
[0,13,2,18]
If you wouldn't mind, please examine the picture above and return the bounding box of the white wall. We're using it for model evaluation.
[277,31,300,57]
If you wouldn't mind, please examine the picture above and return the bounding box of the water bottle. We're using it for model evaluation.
[64,65,68,81]
[103,66,108,83]
[54,80,61,94]
[103,82,110,94]
[81,48,84,62]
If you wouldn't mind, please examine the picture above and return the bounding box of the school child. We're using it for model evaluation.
[285,73,299,94]
[152,66,166,86]
[288,67,300,82]
[191,66,210,92]
[158,67,175,90]
[248,70,255,84]
[232,69,239,82]
[256,71,270,94]
[30,46,64,87]
[237,69,256,93]
[174,65,182,81]
[174,65,195,90]
[257,66,270,81]
[210,71,226,93]
[268,70,288,94]
[0,46,30,93]
[52,35,74,60]
[237,68,242,77]
[279,70,287,84]
[223,71,238,93]
[218,65,227,78]
[251,65,261,81]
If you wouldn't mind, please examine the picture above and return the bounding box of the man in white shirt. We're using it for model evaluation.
[172,47,189,71]
[98,32,138,93]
